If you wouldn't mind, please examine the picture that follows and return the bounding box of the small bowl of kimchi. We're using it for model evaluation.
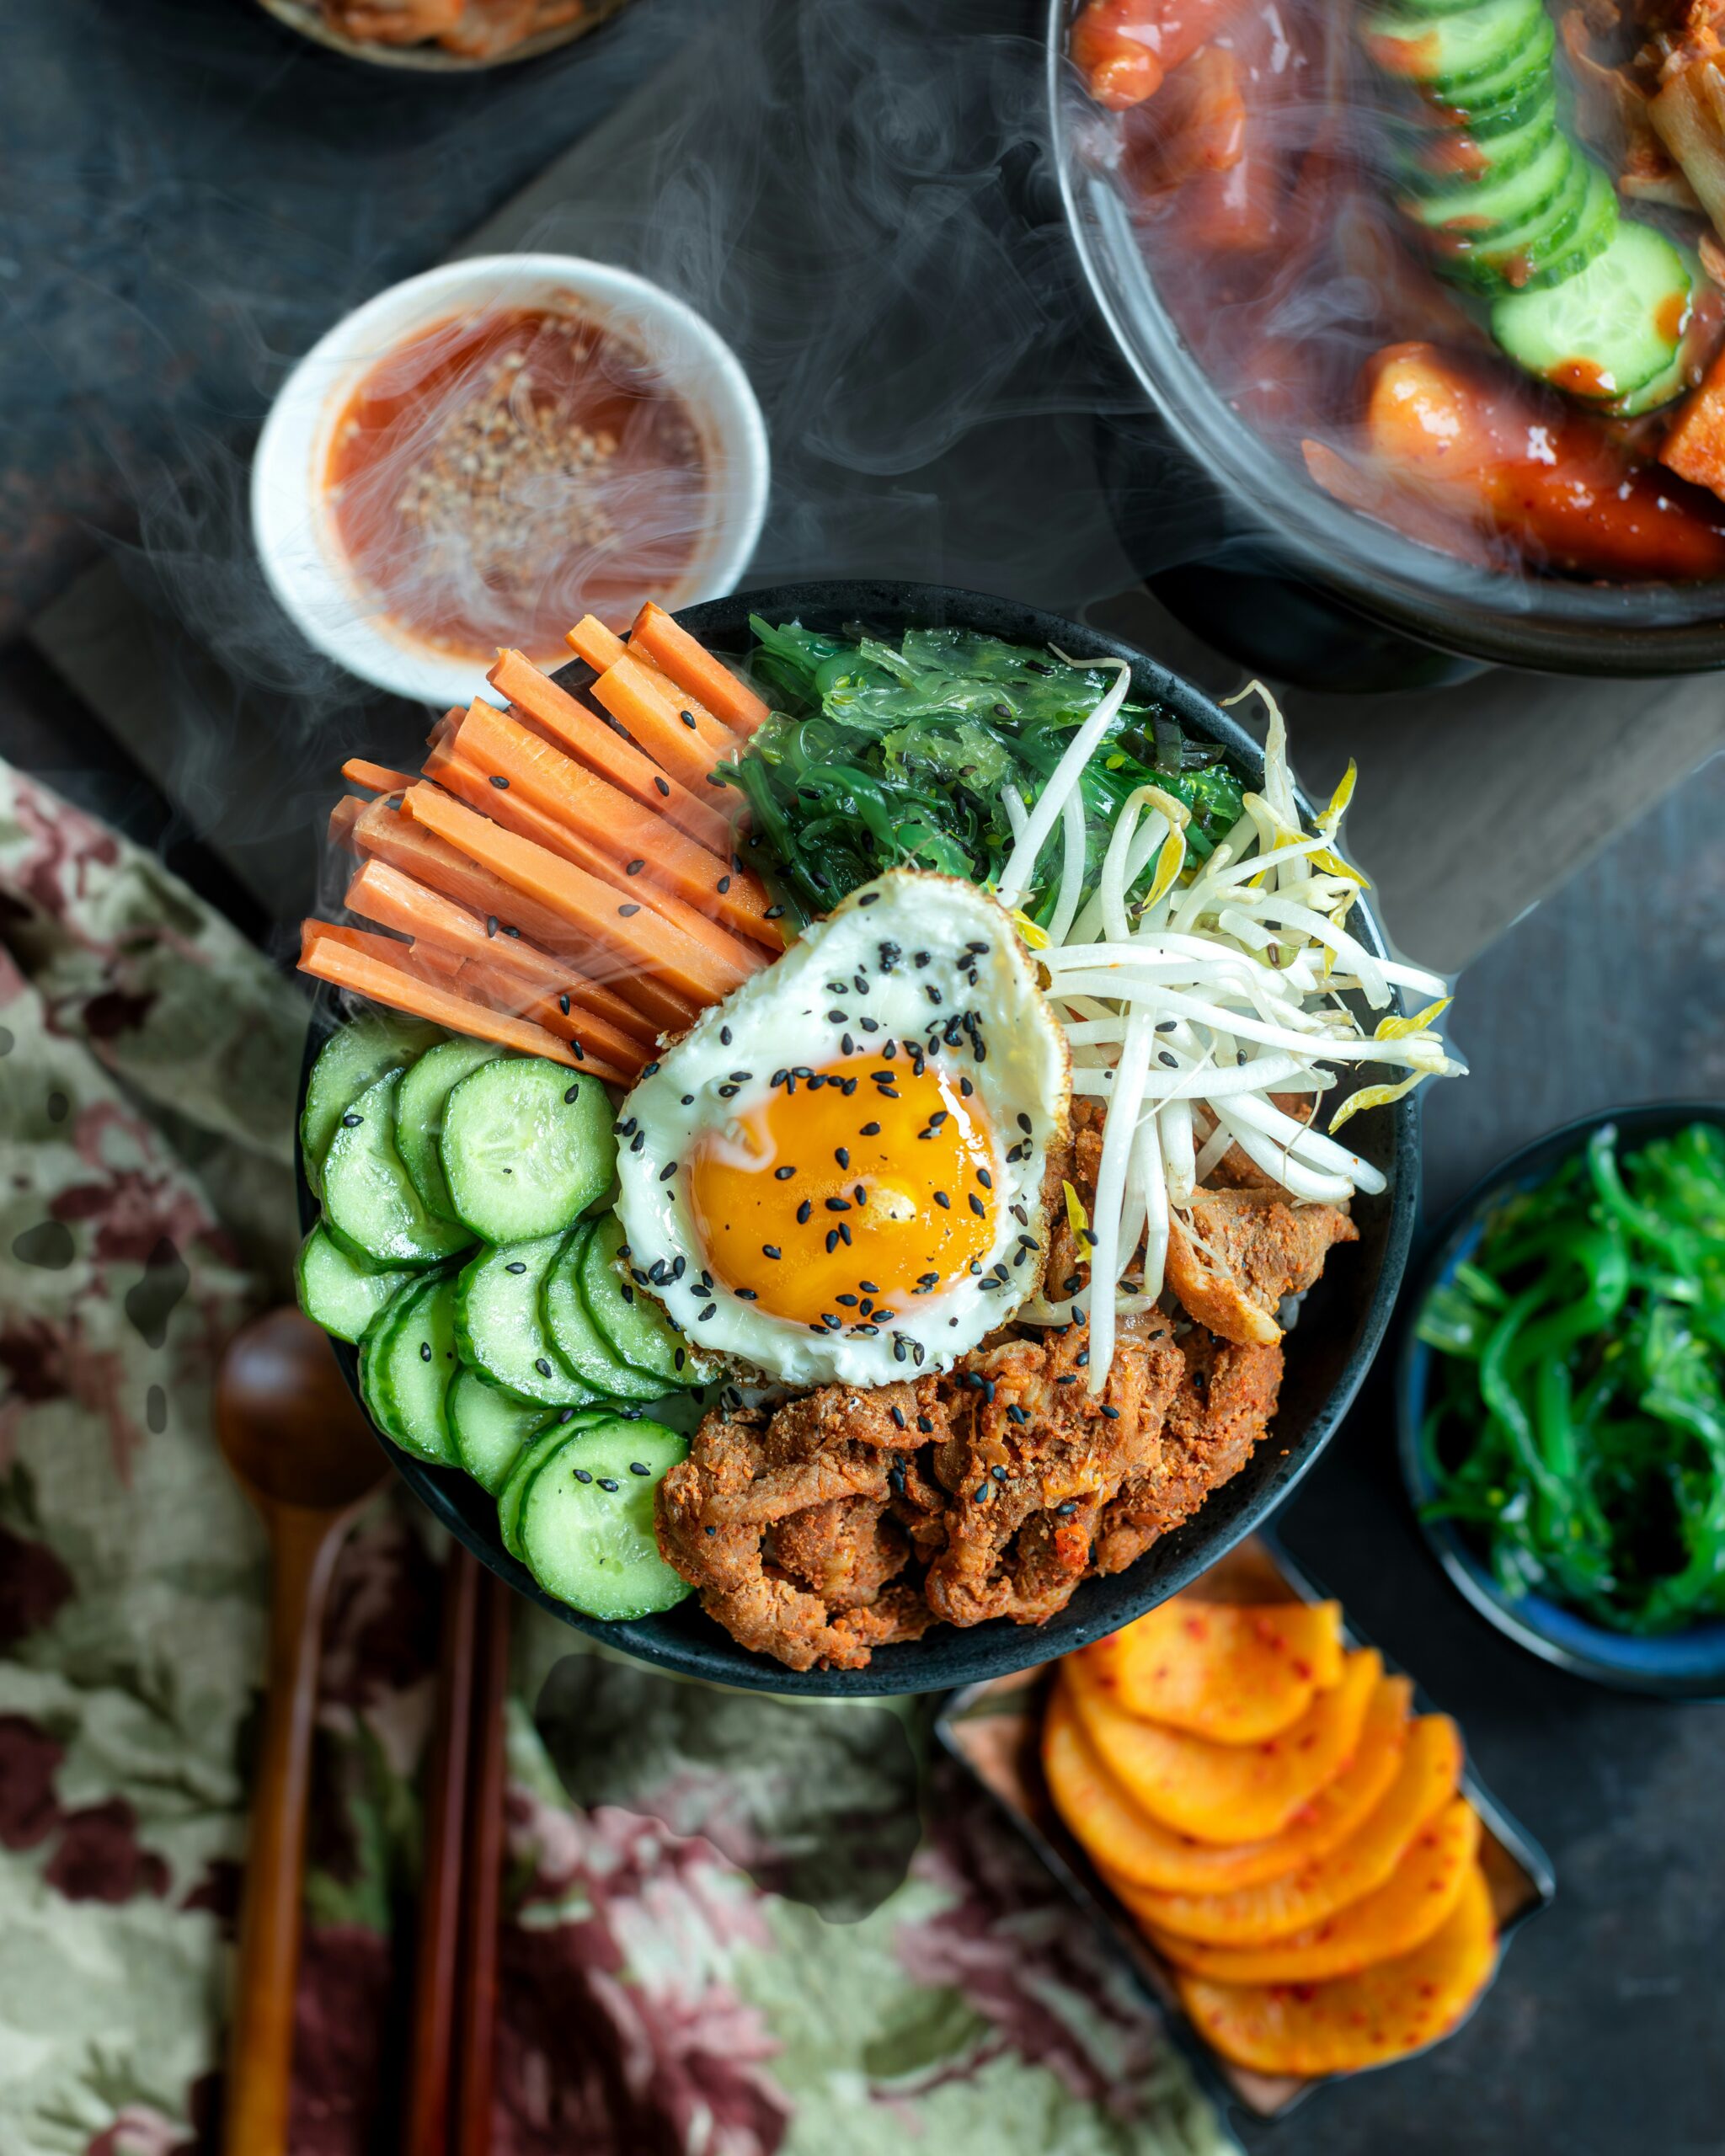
[253,254,770,706]
[1052,0,1725,677]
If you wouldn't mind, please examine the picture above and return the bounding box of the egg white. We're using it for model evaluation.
[611,870,1071,1389]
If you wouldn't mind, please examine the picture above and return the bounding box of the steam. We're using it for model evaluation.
[90,0,1232,937]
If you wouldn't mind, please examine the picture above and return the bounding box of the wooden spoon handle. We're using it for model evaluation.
[224,1506,348,2156]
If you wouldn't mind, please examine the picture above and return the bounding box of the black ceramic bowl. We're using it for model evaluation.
[1397,1102,1725,1698]
[299,579,1419,1694]
[1045,0,1725,682]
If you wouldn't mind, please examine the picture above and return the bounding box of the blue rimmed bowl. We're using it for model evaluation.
[1397,1101,1725,1699]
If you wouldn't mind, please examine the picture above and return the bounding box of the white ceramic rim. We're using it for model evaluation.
[251,253,772,706]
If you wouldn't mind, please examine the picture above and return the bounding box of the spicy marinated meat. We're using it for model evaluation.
[657,1091,1357,1672]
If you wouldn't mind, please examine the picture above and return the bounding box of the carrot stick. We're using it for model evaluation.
[329,796,366,853]
[343,859,659,1050]
[402,786,739,1008]
[298,930,597,1073]
[341,758,420,795]
[426,739,766,979]
[563,615,628,672]
[446,701,772,958]
[487,648,732,857]
[629,602,770,736]
[565,616,734,743]
[347,798,696,1038]
[586,653,741,805]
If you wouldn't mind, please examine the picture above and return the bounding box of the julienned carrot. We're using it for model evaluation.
[487,648,732,857]
[563,615,628,672]
[300,929,590,1074]
[346,798,696,1038]
[587,653,740,806]
[438,952,646,1079]
[343,858,658,1049]
[446,701,773,958]
[329,796,365,852]
[342,758,420,795]
[403,786,739,1009]
[629,601,770,736]
[426,737,766,978]
[568,612,734,739]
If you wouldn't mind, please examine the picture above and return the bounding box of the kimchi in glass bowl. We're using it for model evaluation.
[1051,0,1725,675]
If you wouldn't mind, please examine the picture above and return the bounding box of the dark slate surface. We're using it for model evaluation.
[3,0,1721,2148]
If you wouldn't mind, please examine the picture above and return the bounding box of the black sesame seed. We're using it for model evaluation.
[340,1112,363,1128]
[1099,1404,1121,1420]
[698,1303,716,1321]
[535,1358,553,1378]
[574,1468,593,1484]
[737,1288,758,1300]
[625,858,644,876]
[859,1017,879,1033]
[485,915,498,937]
[618,903,641,917]
[659,1162,677,1182]
[765,905,785,919]
[969,1193,986,1217]
[762,1244,782,1260]
[836,1147,850,1169]
[419,1340,432,1363]
[644,1061,660,1076]
[935,1191,950,1209]
[563,1083,581,1103]
[654,776,670,797]
[774,1165,797,1181]
[860,1122,881,1137]
[598,1477,620,1492]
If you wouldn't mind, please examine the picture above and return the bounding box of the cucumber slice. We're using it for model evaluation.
[543,1223,668,1403]
[1406,128,1572,237]
[395,1040,505,1223]
[515,1417,692,1620]
[1606,343,1693,419]
[579,1213,699,1388]
[1436,149,1594,295]
[1422,14,1557,121]
[295,1225,414,1345]
[457,1236,602,1408]
[449,1368,550,1495]
[359,1269,461,1465]
[1492,218,1690,402]
[440,1059,617,1245]
[301,1014,441,1197]
[1396,95,1557,195]
[498,1417,606,1559]
[323,1072,474,1267]
[1365,0,1545,93]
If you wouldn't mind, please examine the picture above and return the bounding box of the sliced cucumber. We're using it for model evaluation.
[1366,0,1545,93]
[543,1222,667,1403]
[457,1236,601,1408]
[440,1058,617,1245]
[449,1368,550,1495]
[1492,218,1691,402]
[395,1040,504,1224]
[301,1014,441,1197]
[1607,343,1695,419]
[1510,160,1625,292]
[579,1213,698,1388]
[498,1418,605,1560]
[1405,127,1572,237]
[1421,8,1555,111]
[1437,148,1594,295]
[359,1268,461,1465]
[322,1071,474,1267]
[1396,93,1557,195]
[515,1417,692,1620]
[295,1225,414,1345]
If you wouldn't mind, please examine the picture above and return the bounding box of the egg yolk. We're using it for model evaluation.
[687,1054,999,1326]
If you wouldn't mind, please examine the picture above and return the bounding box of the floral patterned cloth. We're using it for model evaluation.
[0,758,1232,2156]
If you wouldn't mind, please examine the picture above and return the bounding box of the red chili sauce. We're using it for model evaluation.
[325,306,708,663]
[1080,0,1725,582]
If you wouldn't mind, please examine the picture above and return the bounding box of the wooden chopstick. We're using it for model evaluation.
[454,1568,512,2155]
[403,1545,482,2156]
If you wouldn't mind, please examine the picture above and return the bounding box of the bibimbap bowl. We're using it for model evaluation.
[1049,0,1725,680]
[296,581,1421,1695]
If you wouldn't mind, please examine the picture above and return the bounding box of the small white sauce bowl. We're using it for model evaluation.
[252,253,770,707]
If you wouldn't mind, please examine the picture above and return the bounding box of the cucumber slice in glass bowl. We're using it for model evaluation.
[1492,218,1693,403]
[441,1058,617,1244]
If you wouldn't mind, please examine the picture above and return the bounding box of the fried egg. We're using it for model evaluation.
[612,870,1071,1388]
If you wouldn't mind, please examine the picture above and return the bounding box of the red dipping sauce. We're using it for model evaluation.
[324,305,708,664]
